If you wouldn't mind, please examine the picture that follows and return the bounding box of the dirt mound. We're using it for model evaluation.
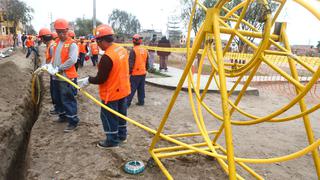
[0,50,37,180]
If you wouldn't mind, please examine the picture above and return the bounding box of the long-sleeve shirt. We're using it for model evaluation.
[52,41,78,80]
[129,49,149,74]
[88,55,113,84]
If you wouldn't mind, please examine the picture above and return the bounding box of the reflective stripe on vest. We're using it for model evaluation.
[52,38,78,79]
[99,43,130,103]
[90,42,99,55]
[132,46,148,76]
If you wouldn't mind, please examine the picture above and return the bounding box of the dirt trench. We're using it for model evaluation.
[0,50,41,180]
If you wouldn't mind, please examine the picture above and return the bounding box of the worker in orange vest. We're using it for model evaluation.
[38,28,60,116]
[89,38,99,66]
[78,24,130,148]
[127,34,149,107]
[46,18,79,132]
[77,37,88,68]
[25,35,40,58]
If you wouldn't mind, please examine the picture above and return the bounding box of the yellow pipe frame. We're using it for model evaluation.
[33,0,320,179]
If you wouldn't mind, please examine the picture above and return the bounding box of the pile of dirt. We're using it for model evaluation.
[0,50,37,179]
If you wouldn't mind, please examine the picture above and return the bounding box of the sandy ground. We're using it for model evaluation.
[1,49,320,179]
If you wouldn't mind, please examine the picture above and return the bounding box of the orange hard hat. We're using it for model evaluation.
[95,24,114,38]
[54,18,69,30]
[68,30,75,37]
[52,32,58,39]
[132,34,142,43]
[39,28,52,37]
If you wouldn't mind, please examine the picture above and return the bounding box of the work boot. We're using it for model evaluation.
[135,102,144,106]
[64,124,77,133]
[97,140,119,149]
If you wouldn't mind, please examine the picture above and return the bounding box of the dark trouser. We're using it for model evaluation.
[26,47,39,58]
[91,55,98,66]
[100,97,127,145]
[57,80,79,126]
[50,76,57,110]
[52,79,63,114]
[159,56,168,70]
[78,53,85,67]
[127,75,146,107]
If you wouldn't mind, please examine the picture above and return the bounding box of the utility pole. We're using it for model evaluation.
[93,0,96,35]
[50,12,53,32]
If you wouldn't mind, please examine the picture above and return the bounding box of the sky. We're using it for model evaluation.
[23,0,320,46]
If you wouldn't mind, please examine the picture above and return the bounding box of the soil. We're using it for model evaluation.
[1,49,320,179]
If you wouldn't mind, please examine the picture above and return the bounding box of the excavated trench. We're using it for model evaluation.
[0,51,42,180]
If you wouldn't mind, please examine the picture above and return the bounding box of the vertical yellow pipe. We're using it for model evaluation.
[282,24,320,179]
[212,8,236,179]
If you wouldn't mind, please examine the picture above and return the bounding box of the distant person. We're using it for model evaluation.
[89,39,99,66]
[148,34,157,71]
[127,34,149,107]
[25,36,40,58]
[68,30,76,40]
[78,24,130,148]
[21,33,27,49]
[157,36,171,71]
[77,37,88,69]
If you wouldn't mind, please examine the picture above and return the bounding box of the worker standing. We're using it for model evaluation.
[89,38,99,66]
[38,28,60,115]
[46,18,79,132]
[127,34,149,107]
[77,37,88,68]
[78,24,130,148]
[68,30,76,40]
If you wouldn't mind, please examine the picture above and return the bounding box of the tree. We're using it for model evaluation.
[181,0,217,36]
[317,41,320,53]
[74,18,102,37]
[3,0,34,33]
[108,9,141,38]
[180,0,277,52]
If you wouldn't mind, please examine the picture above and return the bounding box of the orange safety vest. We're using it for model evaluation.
[25,39,34,48]
[52,37,78,79]
[132,45,148,76]
[45,41,53,64]
[78,42,87,54]
[90,42,99,55]
[99,43,130,103]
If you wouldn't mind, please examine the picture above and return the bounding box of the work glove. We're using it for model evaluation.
[46,64,59,75]
[78,77,90,88]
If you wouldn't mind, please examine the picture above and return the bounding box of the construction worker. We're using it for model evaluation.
[89,38,99,66]
[25,35,40,58]
[127,34,149,107]
[46,18,79,132]
[68,30,76,40]
[39,28,61,115]
[77,37,88,68]
[78,24,130,148]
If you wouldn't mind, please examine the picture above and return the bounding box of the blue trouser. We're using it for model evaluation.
[91,55,98,66]
[57,80,79,126]
[50,76,57,110]
[52,79,64,114]
[79,53,85,67]
[127,75,146,106]
[26,47,39,58]
[100,97,127,145]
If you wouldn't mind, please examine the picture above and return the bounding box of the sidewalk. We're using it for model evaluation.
[146,63,259,95]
